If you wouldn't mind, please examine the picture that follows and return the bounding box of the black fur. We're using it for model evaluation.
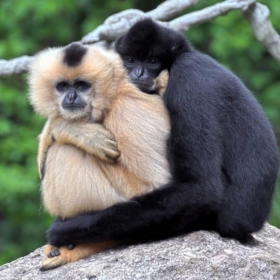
[115,19,191,70]
[63,43,87,67]
[115,21,181,94]
[47,18,279,246]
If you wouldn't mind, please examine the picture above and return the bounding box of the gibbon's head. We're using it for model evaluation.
[115,18,190,94]
[28,43,125,121]
[115,18,192,72]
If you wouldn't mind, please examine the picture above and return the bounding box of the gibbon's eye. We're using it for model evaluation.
[124,57,135,66]
[74,81,91,92]
[56,81,69,92]
[147,58,159,67]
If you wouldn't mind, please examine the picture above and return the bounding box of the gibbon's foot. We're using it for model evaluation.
[44,244,59,258]
[90,126,121,163]
[40,241,117,271]
[45,244,75,258]
[46,244,75,258]
[48,248,60,258]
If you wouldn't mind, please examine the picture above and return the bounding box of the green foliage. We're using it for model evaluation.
[271,178,280,226]
[0,0,279,265]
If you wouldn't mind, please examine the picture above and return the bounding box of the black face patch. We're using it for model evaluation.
[63,43,87,67]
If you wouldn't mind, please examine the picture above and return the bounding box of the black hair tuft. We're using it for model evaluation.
[63,43,87,67]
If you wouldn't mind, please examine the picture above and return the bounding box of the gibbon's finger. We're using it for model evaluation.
[93,150,116,164]
[94,144,120,162]
[104,131,117,142]
[105,139,120,151]
[99,153,119,163]
[100,127,116,140]
[104,148,121,162]
[83,139,119,160]
[95,126,117,142]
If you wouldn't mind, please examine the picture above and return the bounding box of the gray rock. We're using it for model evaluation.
[1,224,280,280]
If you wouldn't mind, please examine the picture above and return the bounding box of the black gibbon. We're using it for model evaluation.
[28,42,170,270]
[47,18,279,247]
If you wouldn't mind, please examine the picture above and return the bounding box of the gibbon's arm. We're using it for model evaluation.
[49,118,120,163]
[47,54,226,246]
[38,120,54,179]
[47,180,222,246]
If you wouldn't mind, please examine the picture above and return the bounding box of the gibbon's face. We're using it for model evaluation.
[115,18,189,95]
[115,19,169,94]
[54,78,93,121]
[121,56,164,94]
[29,43,123,121]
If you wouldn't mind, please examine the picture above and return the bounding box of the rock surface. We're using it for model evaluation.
[1,224,280,280]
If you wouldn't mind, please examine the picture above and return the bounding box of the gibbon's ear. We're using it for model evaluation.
[170,44,183,62]
[169,32,192,63]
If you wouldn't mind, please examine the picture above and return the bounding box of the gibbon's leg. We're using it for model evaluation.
[49,118,120,163]
[38,120,54,179]
[40,241,117,271]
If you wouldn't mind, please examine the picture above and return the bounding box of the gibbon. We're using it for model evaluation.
[28,42,170,270]
[46,18,278,249]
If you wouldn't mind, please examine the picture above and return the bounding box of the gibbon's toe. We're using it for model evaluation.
[48,247,61,258]
[44,244,59,258]
[40,255,67,271]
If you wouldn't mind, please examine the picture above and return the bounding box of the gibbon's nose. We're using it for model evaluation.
[135,67,144,78]
[68,89,77,103]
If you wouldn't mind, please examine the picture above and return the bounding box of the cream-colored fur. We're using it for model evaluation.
[28,44,170,269]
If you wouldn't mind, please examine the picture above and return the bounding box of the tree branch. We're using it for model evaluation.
[0,56,33,77]
[1,0,280,76]
[82,9,145,44]
[243,3,280,63]
[169,0,257,31]
[146,0,201,20]
[82,0,201,44]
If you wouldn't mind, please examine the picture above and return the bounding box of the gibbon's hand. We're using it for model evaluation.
[90,125,121,163]
[50,118,121,163]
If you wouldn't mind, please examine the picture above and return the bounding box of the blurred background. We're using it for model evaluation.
[0,0,279,265]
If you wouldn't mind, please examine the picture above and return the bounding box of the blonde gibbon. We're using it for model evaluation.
[28,42,170,270]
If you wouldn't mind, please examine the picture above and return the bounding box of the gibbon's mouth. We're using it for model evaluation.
[63,105,86,111]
